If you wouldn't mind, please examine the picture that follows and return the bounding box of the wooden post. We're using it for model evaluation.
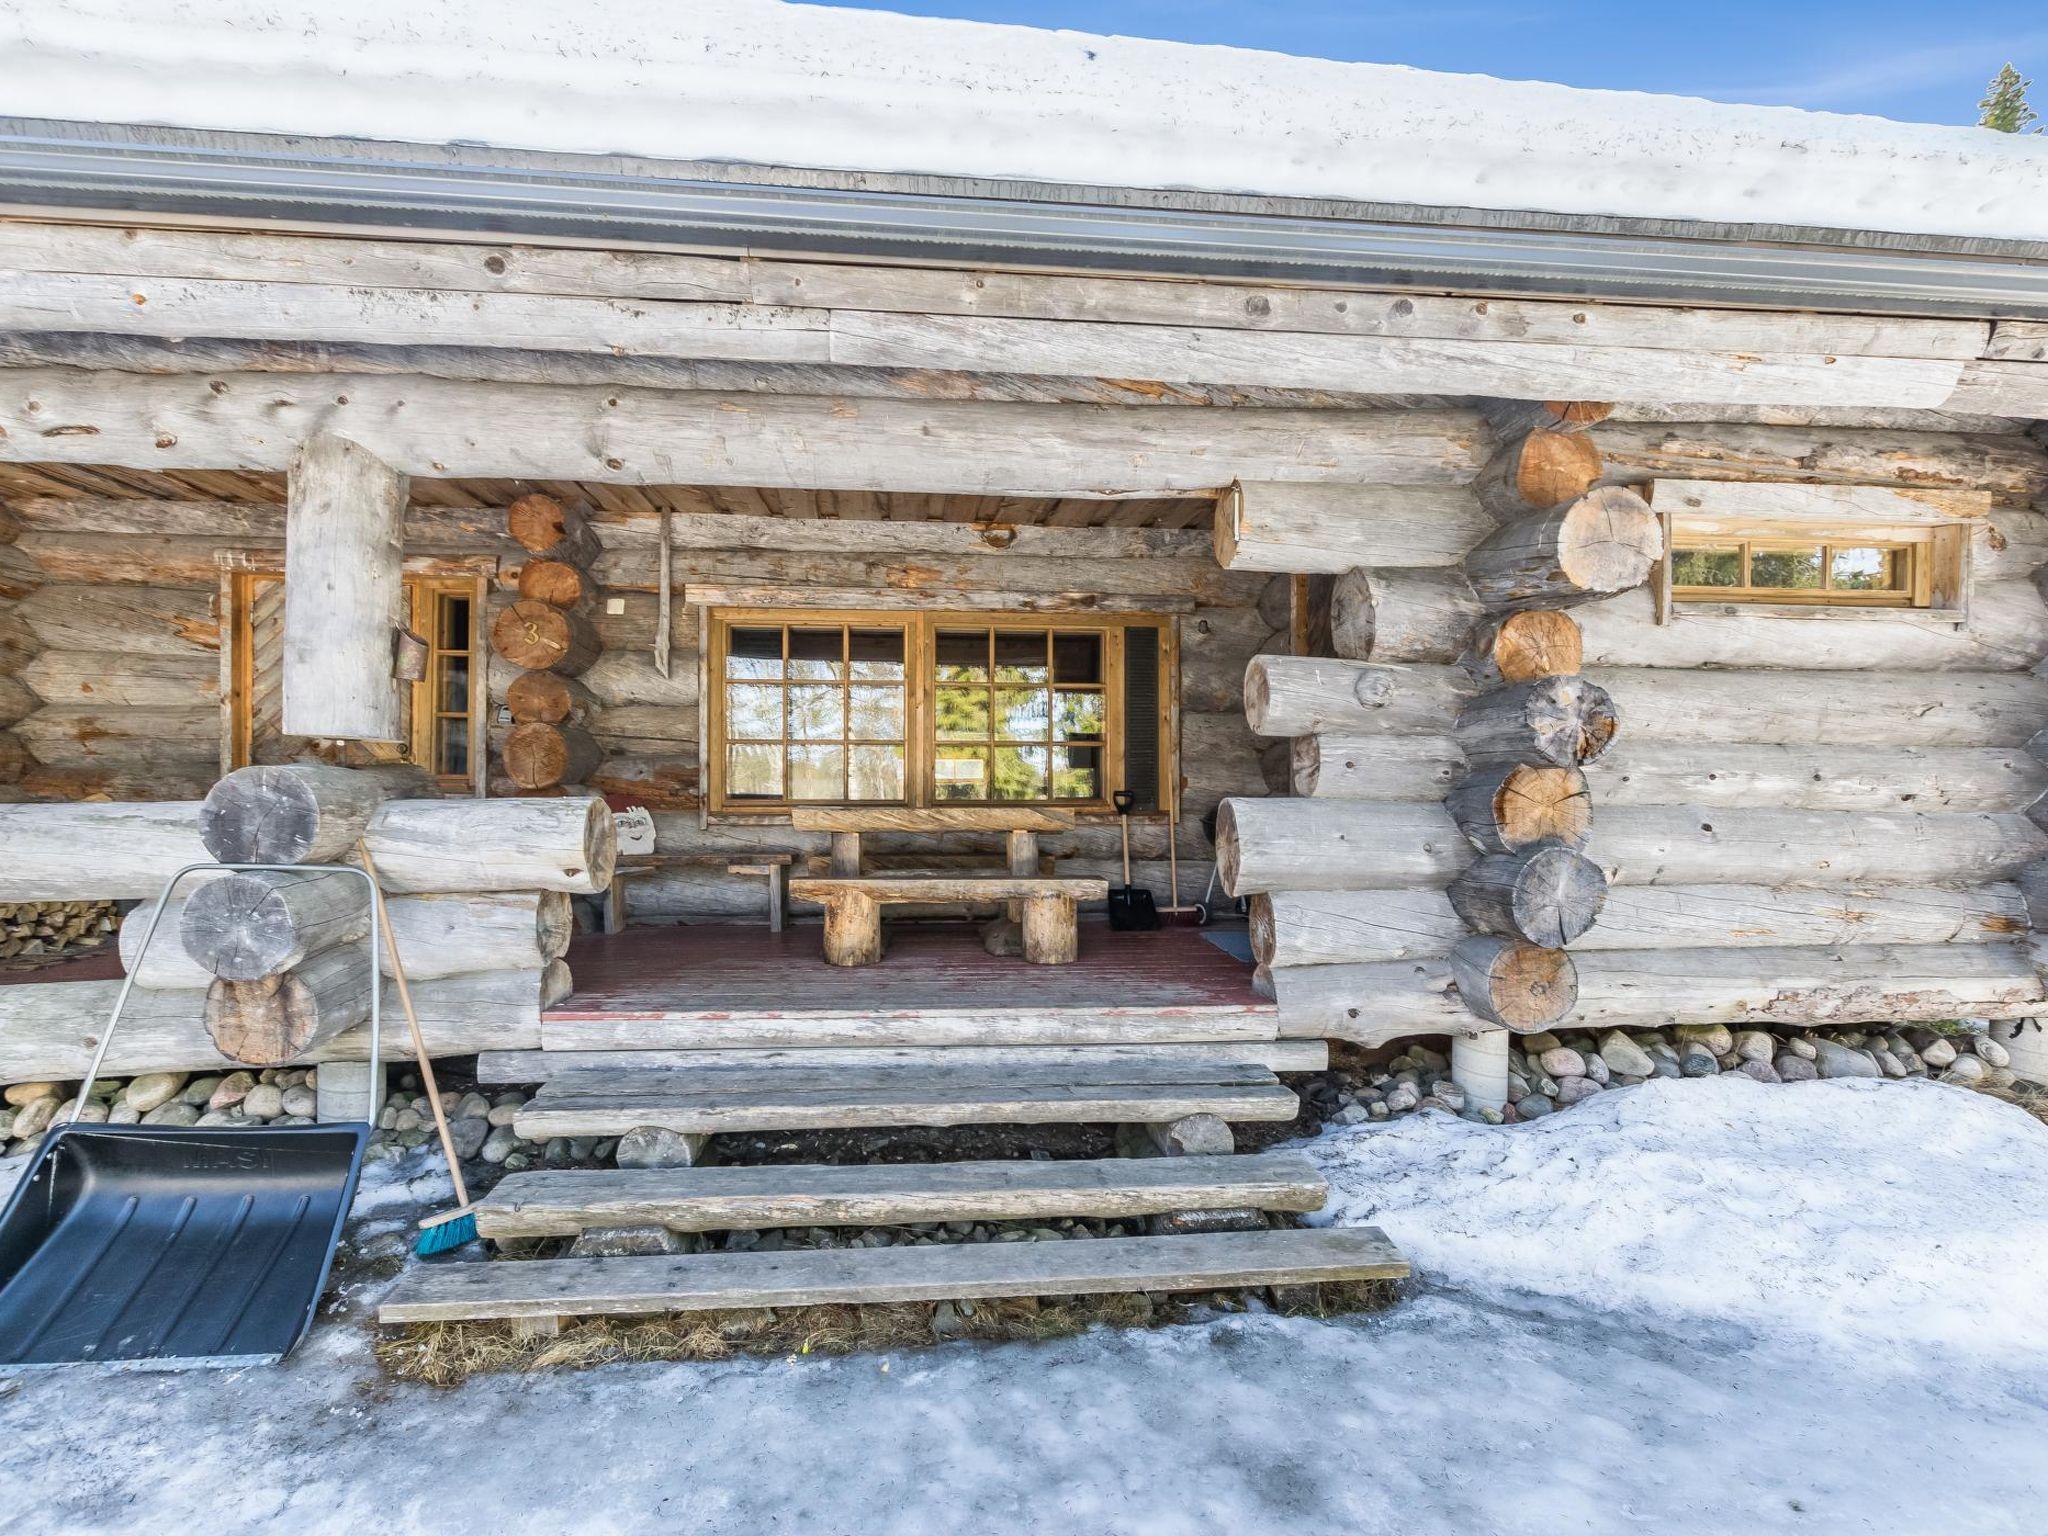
[829,832,863,877]
[283,433,409,740]
[1021,893,1080,965]
[820,892,883,966]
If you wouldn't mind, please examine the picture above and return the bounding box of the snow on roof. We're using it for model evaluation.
[6,0,2048,243]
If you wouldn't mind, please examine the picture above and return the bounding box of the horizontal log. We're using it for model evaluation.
[1243,656,1476,738]
[120,886,574,989]
[1576,584,2048,672]
[1211,482,1492,572]
[199,762,433,865]
[179,867,371,982]
[1248,888,1468,968]
[364,795,617,894]
[1214,797,1470,896]
[491,599,601,675]
[0,800,211,900]
[1589,668,2048,747]
[1462,487,1661,610]
[503,722,605,791]
[507,492,603,565]
[1450,937,1578,1030]
[1466,610,1583,686]
[0,675,32,729]
[1592,421,2048,507]
[1178,608,1282,714]
[11,706,217,767]
[1445,764,1590,853]
[1449,846,1608,946]
[12,584,216,656]
[206,944,373,1067]
[0,370,1487,496]
[1269,957,1482,1045]
[1565,942,2047,1028]
[1454,676,1618,769]
[1329,567,1481,663]
[1290,734,1466,800]
[1585,805,2048,887]
[1584,741,2048,811]
[18,649,219,708]
[1472,427,1603,519]
[14,762,218,803]
[0,968,554,1083]
[0,730,25,784]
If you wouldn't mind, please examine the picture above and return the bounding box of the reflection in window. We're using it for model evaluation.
[722,623,908,802]
[931,628,1105,803]
[1670,537,1915,605]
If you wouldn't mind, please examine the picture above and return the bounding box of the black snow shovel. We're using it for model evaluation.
[1107,789,1160,932]
[0,863,382,1369]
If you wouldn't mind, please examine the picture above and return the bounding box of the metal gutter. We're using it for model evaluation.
[3,119,2047,318]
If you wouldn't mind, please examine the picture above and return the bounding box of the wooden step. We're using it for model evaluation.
[474,1151,1329,1239]
[378,1226,1408,1326]
[477,1040,1328,1085]
[540,1005,1279,1052]
[514,1070,1300,1138]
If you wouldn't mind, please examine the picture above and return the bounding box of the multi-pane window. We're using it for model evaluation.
[723,622,910,803]
[1671,536,1921,607]
[411,580,476,782]
[933,628,1105,803]
[709,610,1165,813]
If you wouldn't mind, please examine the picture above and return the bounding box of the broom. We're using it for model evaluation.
[357,840,479,1255]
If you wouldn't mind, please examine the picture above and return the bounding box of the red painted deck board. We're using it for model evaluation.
[548,921,1270,1021]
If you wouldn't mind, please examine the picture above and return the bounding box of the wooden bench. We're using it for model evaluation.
[789,874,1107,965]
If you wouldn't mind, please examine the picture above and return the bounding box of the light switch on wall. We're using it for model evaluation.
[606,597,626,614]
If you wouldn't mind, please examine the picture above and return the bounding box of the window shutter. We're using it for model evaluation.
[1121,625,1161,811]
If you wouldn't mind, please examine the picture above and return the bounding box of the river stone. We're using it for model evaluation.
[1971,1036,2012,1068]
[1677,1024,1734,1057]
[1921,1038,1958,1068]
[1651,1056,1683,1080]
[1735,1058,1781,1084]
[1780,1035,1817,1061]
[1538,1047,1586,1079]
[1597,1032,1655,1077]
[1385,1082,1421,1114]
[480,1125,519,1163]
[616,1126,708,1169]
[1555,1076,1603,1106]
[1679,1042,1721,1078]
[1514,1093,1554,1118]
[1773,1052,1818,1082]
[141,1101,201,1127]
[454,1091,492,1120]
[11,1096,60,1138]
[279,1084,318,1117]
[3,1082,62,1108]
[1733,1031,1775,1063]
[1873,1049,1907,1079]
[241,1083,286,1120]
[1520,1032,1562,1054]
[1433,1082,1468,1113]
[181,1075,223,1106]
[1942,1054,1987,1085]
[1812,1039,1881,1080]
[447,1115,491,1159]
[1582,1052,1611,1086]
[107,1102,143,1125]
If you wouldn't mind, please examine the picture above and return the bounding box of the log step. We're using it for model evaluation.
[477,1040,1328,1084]
[473,1151,1329,1239]
[513,1068,1300,1138]
[378,1226,1408,1326]
[540,1005,1281,1052]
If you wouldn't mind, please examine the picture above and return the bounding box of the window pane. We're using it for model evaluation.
[850,744,906,801]
[726,683,783,740]
[1054,690,1104,740]
[934,745,989,800]
[935,687,990,741]
[1053,633,1102,684]
[728,627,783,680]
[788,626,844,681]
[1750,547,1823,589]
[787,684,845,742]
[1831,547,1908,591]
[439,659,469,714]
[849,684,905,740]
[437,719,469,777]
[996,686,1050,740]
[789,745,846,800]
[994,632,1048,683]
[1053,745,1100,800]
[849,627,906,681]
[438,594,470,650]
[936,630,989,682]
[726,744,783,799]
[992,745,1049,800]
[1671,546,1740,587]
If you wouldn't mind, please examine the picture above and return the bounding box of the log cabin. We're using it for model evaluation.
[0,1,2045,1321]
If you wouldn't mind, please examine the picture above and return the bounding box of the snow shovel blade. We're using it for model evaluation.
[0,1121,368,1369]
[1107,884,1160,931]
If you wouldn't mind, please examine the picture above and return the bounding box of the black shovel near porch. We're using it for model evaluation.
[1107,789,1160,931]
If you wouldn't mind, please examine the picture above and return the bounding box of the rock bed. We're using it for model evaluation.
[1304,1020,2025,1129]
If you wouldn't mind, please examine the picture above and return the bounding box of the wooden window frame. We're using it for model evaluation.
[220,556,489,794]
[1666,517,1964,613]
[706,607,1174,818]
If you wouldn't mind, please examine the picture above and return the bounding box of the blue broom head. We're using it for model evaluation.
[415,1211,478,1257]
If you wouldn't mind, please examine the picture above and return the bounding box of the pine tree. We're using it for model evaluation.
[1978,63,2039,133]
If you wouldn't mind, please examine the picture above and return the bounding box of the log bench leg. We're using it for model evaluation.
[513,1314,567,1342]
[820,893,884,967]
[1020,893,1078,965]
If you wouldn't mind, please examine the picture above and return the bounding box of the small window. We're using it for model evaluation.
[411,580,477,784]
[1670,527,1929,608]
[708,610,1168,815]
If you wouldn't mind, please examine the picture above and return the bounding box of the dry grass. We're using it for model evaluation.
[1980,1079,2048,1128]
[375,1279,1401,1387]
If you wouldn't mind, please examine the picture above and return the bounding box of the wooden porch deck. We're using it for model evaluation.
[543,921,1275,1048]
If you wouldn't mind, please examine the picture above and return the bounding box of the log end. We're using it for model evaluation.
[1558,486,1662,597]
[1449,936,1578,1030]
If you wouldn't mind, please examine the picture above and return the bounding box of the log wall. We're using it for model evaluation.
[1230,411,2048,1043]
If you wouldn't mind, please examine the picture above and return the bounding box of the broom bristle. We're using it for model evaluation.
[415,1212,477,1256]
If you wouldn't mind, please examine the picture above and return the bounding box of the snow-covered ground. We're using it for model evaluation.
[3,0,2046,241]
[3,1076,2047,1534]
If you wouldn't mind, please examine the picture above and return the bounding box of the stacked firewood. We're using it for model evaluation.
[493,493,605,793]
[0,897,117,963]
[1442,402,1656,1033]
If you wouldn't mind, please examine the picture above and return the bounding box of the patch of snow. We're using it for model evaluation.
[1,0,2045,242]
[1306,1075,2048,1357]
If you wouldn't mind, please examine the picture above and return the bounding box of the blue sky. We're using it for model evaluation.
[818,1,2046,126]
